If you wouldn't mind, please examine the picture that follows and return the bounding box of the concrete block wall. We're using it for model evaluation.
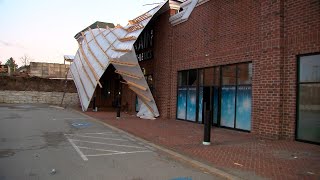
[0,90,80,106]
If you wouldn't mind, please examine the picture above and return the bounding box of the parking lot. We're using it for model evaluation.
[64,130,153,162]
[0,104,219,180]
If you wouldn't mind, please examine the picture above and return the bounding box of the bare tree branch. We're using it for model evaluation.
[20,54,32,67]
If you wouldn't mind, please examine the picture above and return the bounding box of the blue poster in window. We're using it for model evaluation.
[221,86,236,128]
[187,87,197,121]
[213,87,219,124]
[177,88,187,119]
[198,87,203,123]
[236,86,252,131]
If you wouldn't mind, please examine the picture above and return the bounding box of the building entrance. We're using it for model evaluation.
[93,65,122,111]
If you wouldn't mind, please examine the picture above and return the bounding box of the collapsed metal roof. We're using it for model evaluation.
[69,2,169,119]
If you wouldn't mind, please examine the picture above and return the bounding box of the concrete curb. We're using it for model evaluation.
[72,109,241,180]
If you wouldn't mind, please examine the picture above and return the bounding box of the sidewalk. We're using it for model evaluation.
[84,110,320,180]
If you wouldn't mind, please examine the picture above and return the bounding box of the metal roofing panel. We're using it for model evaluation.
[69,1,168,118]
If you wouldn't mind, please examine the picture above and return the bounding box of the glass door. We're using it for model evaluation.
[221,63,252,131]
[198,67,220,125]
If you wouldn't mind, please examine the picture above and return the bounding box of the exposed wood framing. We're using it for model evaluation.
[112,48,131,52]
[138,96,156,116]
[97,27,117,53]
[118,36,137,42]
[126,24,145,33]
[73,61,90,101]
[120,81,147,91]
[129,86,152,102]
[96,27,114,46]
[88,28,112,61]
[129,13,152,24]
[76,52,95,89]
[115,70,142,79]
[87,28,108,44]
[109,59,138,67]
[81,32,105,70]
[106,26,120,39]
[78,43,103,88]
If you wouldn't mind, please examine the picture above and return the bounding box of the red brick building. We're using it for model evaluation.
[91,0,319,144]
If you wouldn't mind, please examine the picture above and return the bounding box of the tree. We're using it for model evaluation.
[5,57,18,72]
[20,54,31,67]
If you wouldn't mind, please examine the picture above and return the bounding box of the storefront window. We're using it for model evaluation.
[204,68,214,86]
[177,69,198,122]
[222,65,236,85]
[221,86,236,128]
[198,67,220,124]
[177,62,251,131]
[188,69,198,86]
[237,63,252,85]
[221,63,252,131]
[214,67,220,86]
[177,87,187,119]
[178,71,188,86]
[236,86,252,130]
[297,54,320,143]
[186,87,197,121]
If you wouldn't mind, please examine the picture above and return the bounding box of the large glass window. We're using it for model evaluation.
[237,63,252,85]
[221,63,252,131]
[297,54,320,143]
[177,70,198,122]
[188,69,198,86]
[222,65,236,85]
[176,62,251,131]
[178,71,187,86]
[221,65,236,128]
[198,67,220,124]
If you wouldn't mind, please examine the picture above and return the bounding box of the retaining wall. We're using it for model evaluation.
[0,90,80,106]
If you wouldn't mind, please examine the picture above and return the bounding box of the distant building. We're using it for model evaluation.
[0,65,10,76]
[16,65,30,73]
[29,62,71,79]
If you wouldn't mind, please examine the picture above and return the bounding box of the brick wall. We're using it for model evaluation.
[153,12,174,118]
[281,0,320,139]
[129,0,319,140]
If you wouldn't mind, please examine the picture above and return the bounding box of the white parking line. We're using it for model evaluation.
[82,132,114,135]
[63,117,88,120]
[66,138,88,161]
[85,150,152,157]
[64,134,127,141]
[77,146,122,153]
[52,117,88,121]
[70,139,146,149]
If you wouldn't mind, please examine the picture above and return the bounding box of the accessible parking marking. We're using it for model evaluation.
[65,132,152,161]
[66,138,88,161]
[65,134,127,141]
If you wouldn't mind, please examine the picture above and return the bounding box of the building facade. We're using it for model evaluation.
[115,0,319,143]
[29,62,71,79]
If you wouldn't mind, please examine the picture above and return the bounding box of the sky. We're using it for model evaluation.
[0,0,161,66]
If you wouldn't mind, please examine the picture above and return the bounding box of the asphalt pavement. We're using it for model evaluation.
[0,104,220,180]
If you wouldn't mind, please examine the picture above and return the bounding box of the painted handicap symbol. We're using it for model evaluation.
[72,122,91,128]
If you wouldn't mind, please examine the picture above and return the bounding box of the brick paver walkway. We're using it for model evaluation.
[83,111,320,180]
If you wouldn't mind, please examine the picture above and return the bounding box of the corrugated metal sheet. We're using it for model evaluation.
[69,2,169,118]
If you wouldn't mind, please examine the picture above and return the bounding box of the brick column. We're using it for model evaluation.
[254,0,285,139]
